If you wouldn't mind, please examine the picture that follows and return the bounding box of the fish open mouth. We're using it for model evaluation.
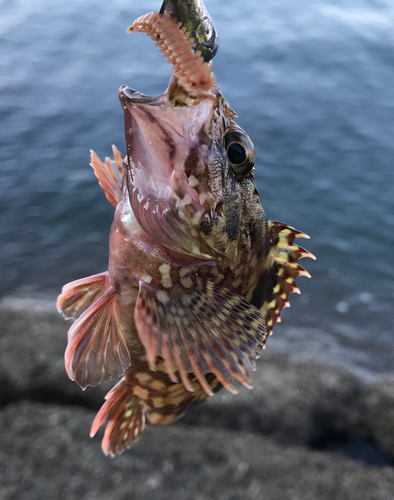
[118,11,225,259]
[119,86,166,105]
[119,77,220,259]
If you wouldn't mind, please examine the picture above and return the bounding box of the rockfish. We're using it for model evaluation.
[57,8,314,456]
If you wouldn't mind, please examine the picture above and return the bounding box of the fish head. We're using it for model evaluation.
[121,13,260,263]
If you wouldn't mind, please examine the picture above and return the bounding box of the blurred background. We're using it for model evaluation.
[0,0,393,382]
[2,1,394,497]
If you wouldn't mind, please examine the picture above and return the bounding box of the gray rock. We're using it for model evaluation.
[363,379,394,461]
[1,401,394,500]
[184,353,363,446]
[1,303,393,465]
[0,308,111,408]
[0,306,363,449]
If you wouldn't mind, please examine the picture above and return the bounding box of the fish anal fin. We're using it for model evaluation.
[261,221,315,335]
[57,272,108,320]
[65,286,131,389]
[90,378,145,457]
[90,147,124,208]
[135,278,266,396]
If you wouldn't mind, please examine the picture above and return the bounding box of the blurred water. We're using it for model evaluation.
[0,0,393,377]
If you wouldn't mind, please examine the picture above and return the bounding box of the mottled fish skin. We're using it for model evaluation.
[57,9,314,456]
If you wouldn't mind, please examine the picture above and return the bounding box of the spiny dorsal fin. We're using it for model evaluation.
[90,145,124,207]
[90,378,145,456]
[135,277,266,396]
[260,221,315,335]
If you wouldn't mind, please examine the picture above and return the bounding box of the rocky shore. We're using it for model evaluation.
[1,299,394,499]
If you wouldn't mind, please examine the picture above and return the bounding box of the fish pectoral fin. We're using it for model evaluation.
[90,378,145,457]
[135,279,267,396]
[90,146,124,208]
[260,221,315,334]
[65,286,131,389]
[57,272,108,320]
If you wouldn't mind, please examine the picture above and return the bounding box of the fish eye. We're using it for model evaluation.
[225,127,256,177]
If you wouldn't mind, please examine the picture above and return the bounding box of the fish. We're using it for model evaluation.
[57,7,315,457]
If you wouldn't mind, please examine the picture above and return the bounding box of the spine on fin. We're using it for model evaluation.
[261,221,315,335]
[64,286,131,389]
[57,272,108,320]
[91,377,146,456]
[90,146,124,208]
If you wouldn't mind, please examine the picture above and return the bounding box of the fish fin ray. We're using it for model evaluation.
[260,221,314,335]
[90,378,145,457]
[57,272,108,320]
[65,287,131,389]
[135,278,266,395]
[90,147,124,208]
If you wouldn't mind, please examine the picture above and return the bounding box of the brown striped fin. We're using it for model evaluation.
[260,221,315,335]
[91,378,145,456]
[90,145,124,208]
[135,278,266,396]
[64,286,131,389]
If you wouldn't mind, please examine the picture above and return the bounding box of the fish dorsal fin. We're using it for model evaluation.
[135,277,266,396]
[260,221,315,334]
[64,286,131,389]
[90,145,124,208]
[57,272,108,319]
[90,378,145,456]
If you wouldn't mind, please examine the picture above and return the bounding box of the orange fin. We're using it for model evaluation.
[57,272,108,320]
[135,278,266,396]
[90,145,124,208]
[90,377,145,456]
[65,286,131,389]
[260,221,315,335]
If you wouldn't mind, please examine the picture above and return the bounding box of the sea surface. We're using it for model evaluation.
[0,0,393,379]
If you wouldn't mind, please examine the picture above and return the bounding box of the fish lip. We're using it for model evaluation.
[118,85,165,105]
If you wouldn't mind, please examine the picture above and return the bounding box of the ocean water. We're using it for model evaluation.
[0,0,393,379]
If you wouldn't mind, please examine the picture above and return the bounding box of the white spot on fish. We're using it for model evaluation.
[142,274,153,284]
[188,175,199,187]
[179,194,192,207]
[179,267,190,278]
[157,290,170,304]
[159,263,173,288]
[181,277,193,289]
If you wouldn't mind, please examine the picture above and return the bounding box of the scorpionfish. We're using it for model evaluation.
[57,10,314,456]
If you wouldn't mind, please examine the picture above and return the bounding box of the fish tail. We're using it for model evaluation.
[57,272,108,320]
[90,377,145,456]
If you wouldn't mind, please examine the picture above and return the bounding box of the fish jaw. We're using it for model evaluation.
[119,83,216,205]
[119,81,237,260]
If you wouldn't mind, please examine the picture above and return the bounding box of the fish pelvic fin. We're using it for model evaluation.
[90,377,145,457]
[64,286,131,389]
[261,221,315,335]
[135,278,266,396]
[90,146,124,208]
[57,272,108,320]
